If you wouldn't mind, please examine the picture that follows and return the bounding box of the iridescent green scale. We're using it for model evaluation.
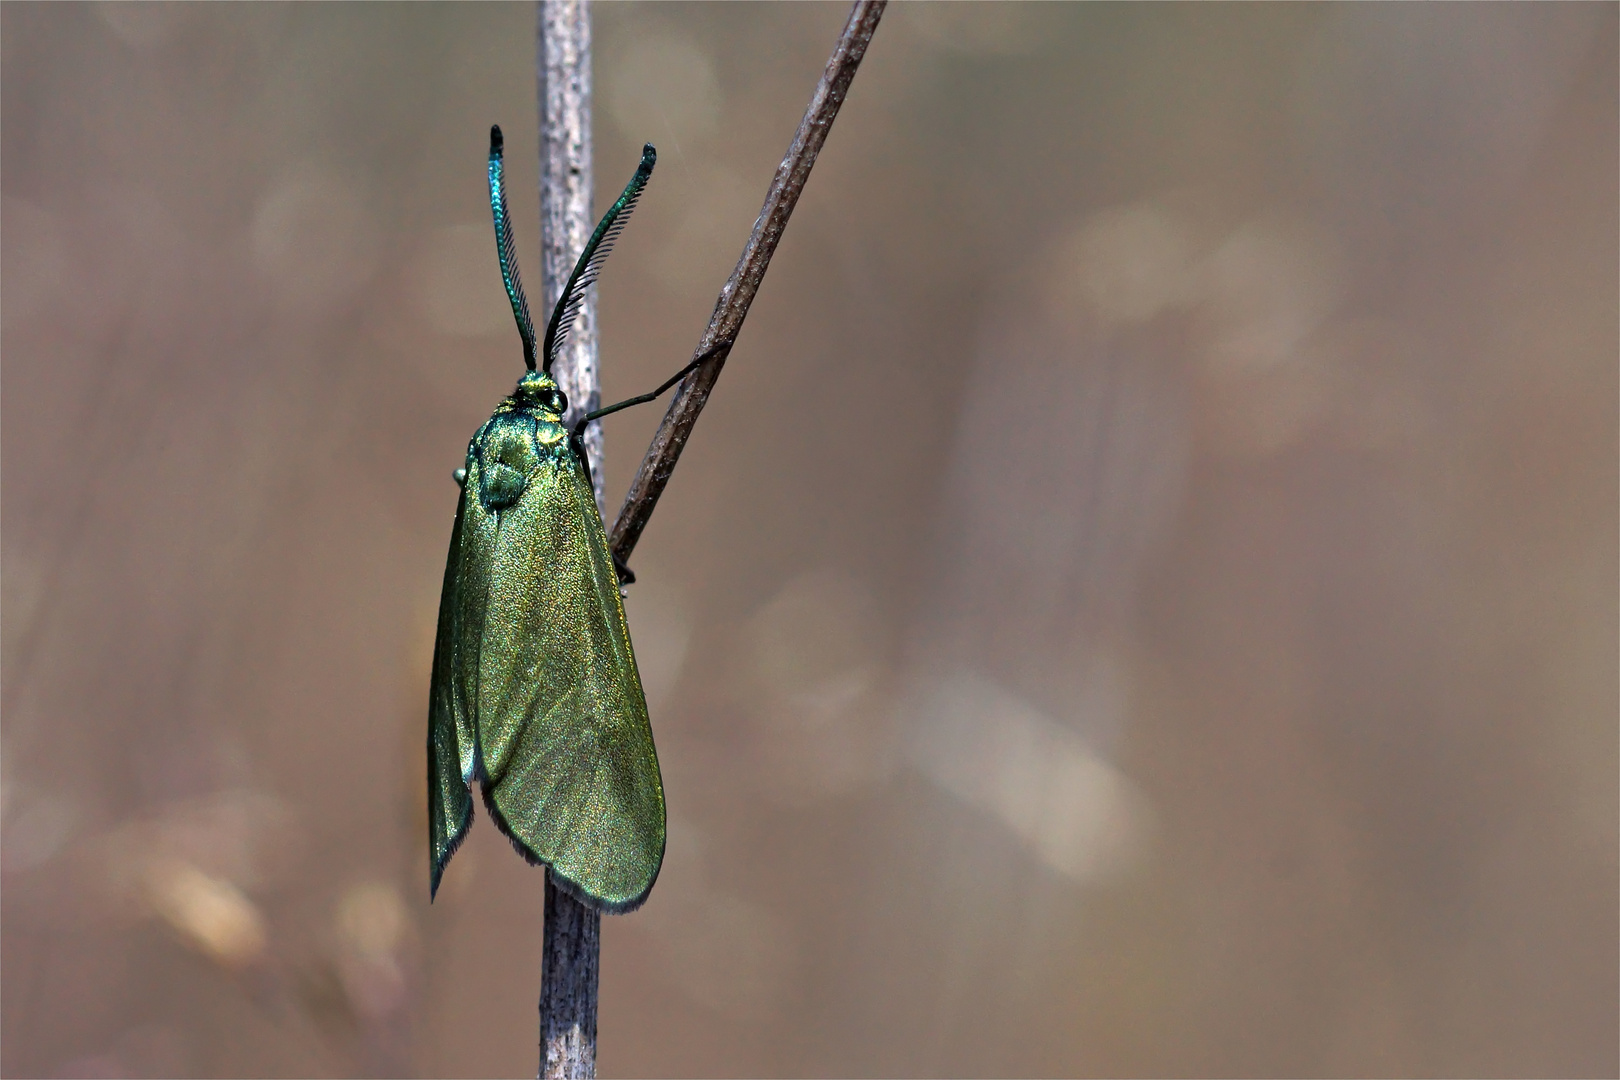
[427,127,664,913]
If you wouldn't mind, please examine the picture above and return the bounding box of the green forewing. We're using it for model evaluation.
[428,391,665,912]
[427,495,475,896]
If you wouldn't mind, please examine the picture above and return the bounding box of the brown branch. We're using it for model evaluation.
[539,871,598,1079]
[530,4,884,1078]
[608,0,887,564]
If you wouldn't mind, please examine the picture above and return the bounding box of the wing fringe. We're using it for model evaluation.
[429,796,473,901]
[478,781,660,914]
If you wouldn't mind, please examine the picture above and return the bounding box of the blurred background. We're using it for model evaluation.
[3,3,1615,1076]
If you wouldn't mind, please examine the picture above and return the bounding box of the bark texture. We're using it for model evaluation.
[539,0,603,513]
[540,870,599,1079]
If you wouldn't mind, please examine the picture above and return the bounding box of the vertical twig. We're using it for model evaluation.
[540,873,598,1079]
[537,3,600,1079]
[540,0,604,515]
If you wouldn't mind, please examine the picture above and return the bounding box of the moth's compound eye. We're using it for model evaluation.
[514,373,568,416]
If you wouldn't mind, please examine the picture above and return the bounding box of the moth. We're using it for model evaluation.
[429,126,704,913]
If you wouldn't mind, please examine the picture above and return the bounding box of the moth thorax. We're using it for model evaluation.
[514,371,568,418]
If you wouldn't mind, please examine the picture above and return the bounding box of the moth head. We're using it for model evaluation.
[513,370,568,419]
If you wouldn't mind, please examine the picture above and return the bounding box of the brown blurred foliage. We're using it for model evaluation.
[2,4,1615,1077]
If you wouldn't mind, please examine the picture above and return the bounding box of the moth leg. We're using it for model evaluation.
[568,430,598,497]
[572,341,731,439]
[565,343,729,589]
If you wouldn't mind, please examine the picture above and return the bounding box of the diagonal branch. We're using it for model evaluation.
[608,0,886,563]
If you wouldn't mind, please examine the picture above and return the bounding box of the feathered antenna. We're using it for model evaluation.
[542,143,657,373]
[489,125,538,370]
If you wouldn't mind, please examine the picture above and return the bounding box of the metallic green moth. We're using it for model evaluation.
[428,126,664,913]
